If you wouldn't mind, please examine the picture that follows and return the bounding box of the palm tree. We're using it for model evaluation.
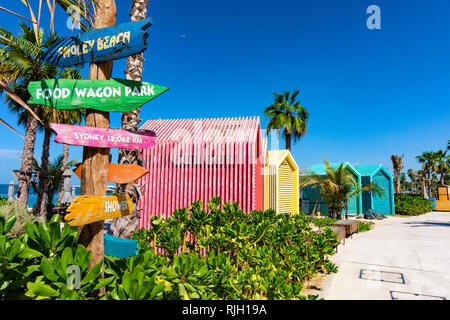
[391,154,404,194]
[111,0,150,239]
[33,103,83,219]
[0,23,59,206]
[416,151,437,196]
[407,169,417,193]
[32,155,77,218]
[416,169,428,198]
[434,150,449,186]
[299,158,385,219]
[265,90,309,151]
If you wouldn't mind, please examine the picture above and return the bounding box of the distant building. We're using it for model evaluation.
[300,162,396,216]
[300,162,363,216]
[354,164,395,215]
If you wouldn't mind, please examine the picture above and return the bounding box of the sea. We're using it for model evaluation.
[0,183,81,208]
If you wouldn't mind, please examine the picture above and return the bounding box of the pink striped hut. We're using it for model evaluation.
[137,116,265,228]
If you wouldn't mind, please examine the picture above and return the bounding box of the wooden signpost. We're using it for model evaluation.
[41,18,152,68]
[27,79,169,112]
[50,123,156,149]
[73,163,148,184]
[65,194,133,226]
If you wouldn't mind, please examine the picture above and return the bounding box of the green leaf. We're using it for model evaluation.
[40,258,59,282]
[49,214,61,224]
[0,216,4,234]
[93,277,115,291]
[60,247,73,273]
[18,247,44,259]
[4,216,16,235]
[24,221,36,240]
[26,282,59,297]
[178,283,190,300]
[80,261,102,286]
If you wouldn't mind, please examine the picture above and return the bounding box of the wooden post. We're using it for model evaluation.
[77,0,116,281]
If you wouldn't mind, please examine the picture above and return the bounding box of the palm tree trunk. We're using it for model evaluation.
[285,132,291,151]
[17,108,38,206]
[58,144,69,202]
[422,177,428,198]
[111,0,150,238]
[33,127,51,219]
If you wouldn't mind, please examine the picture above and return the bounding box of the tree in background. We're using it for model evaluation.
[265,90,309,151]
[0,23,59,207]
[391,154,404,194]
[299,158,385,219]
[407,169,417,193]
[32,103,83,219]
[32,155,76,217]
[434,149,449,186]
[416,151,438,197]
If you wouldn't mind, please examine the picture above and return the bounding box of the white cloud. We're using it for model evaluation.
[0,149,21,159]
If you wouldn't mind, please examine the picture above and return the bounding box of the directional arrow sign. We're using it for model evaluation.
[41,18,152,68]
[73,163,148,184]
[64,194,133,226]
[104,234,138,258]
[50,123,156,149]
[27,78,169,112]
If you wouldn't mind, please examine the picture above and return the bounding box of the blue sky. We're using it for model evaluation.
[0,0,449,184]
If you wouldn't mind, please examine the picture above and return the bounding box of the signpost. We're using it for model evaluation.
[41,18,152,68]
[104,234,138,258]
[65,194,133,226]
[27,79,169,112]
[50,123,156,149]
[73,163,148,184]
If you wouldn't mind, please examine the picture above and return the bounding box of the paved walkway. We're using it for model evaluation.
[320,212,450,300]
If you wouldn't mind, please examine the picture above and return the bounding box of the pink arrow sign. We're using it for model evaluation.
[49,123,156,149]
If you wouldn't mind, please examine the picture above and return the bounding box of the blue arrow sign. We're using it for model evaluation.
[41,18,151,68]
[104,233,139,258]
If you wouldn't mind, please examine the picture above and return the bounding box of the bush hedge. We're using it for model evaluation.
[0,198,339,300]
[394,194,434,216]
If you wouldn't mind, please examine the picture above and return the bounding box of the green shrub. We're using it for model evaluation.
[395,194,434,216]
[130,198,339,300]
[357,222,372,232]
[1,199,339,300]
[0,200,42,238]
[0,196,8,206]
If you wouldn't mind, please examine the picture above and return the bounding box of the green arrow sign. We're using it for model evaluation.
[27,78,169,112]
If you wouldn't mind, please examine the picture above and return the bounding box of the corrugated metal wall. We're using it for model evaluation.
[264,150,299,214]
[278,160,294,213]
[137,117,263,229]
[372,170,393,215]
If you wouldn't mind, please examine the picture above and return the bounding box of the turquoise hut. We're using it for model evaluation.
[300,162,363,216]
[354,165,395,215]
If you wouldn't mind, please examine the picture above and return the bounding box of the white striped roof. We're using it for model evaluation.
[140,116,261,143]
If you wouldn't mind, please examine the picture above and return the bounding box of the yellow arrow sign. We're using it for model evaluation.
[64,194,133,226]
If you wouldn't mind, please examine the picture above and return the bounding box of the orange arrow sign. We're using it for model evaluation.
[73,163,148,184]
[64,194,134,226]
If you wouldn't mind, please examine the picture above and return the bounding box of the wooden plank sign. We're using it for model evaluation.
[50,123,156,149]
[65,195,133,226]
[73,163,148,184]
[104,234,138,258]
[41,18,152,68]
[27,79,169,112]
